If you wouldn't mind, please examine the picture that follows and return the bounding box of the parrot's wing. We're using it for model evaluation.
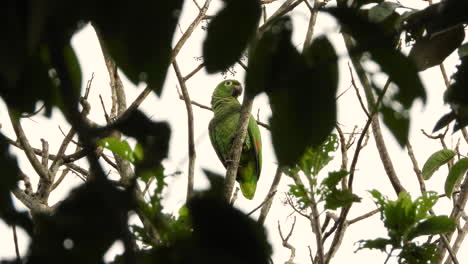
[247,115,262,178]
[209,119,228,168]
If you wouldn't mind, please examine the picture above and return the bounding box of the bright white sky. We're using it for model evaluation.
[1,0,467,263]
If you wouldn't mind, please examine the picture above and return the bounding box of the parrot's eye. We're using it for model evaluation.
[225,81,232,86]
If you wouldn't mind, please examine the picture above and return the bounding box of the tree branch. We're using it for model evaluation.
[342,33,406,195]
[173,60,197,201]
[224,95,254,201]
[258,166,284,224]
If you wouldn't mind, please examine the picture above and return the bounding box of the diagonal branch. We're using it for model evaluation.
[258,166,284,224]
[225,95,254,201]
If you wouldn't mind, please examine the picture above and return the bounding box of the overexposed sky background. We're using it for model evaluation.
[1,0,467,263]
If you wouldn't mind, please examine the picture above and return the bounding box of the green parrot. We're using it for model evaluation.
[208,79,262,200]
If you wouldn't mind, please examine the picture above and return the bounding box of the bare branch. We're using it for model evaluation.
[183,63,204,82]
[342,32,406,195]
[173,60,197,201]
[259,0,305,34]
[258,166,284,224]
[309,188,325,264]
[348,209,379,225]
[406,141,427,195]
[172,0,212,61]
[278,217,297,264]
[348,62,370,118]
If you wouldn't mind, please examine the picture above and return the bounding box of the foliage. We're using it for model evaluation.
[246,19,338,166]
[421,149,455,180]
[357,191,456,263]
[320,170,361,210]
[0,0,467,263]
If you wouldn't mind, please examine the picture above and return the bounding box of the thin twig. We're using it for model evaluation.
[348,209,379,225]
[248,190,277,217]
[172,0,212,61]
[406,141,427,195]
[259,0,305,34]
[12,224,21,264]
[348,62,370,118]
[183,63,204,82]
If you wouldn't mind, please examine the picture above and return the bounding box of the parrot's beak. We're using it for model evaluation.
[232,84,243,97]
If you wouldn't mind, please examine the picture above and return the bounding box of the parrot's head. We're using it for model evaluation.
[213,79,243,99]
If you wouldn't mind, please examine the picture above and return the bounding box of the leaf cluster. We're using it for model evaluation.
[358,190,456,263]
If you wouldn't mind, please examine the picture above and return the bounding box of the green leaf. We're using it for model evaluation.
[133,143,144,162]
[408,216,456,240]
[357,238,392,252]
[408,26,465,71]
[400,242,439,264]
[322,170,348,189]
[445,158,468,197]
[139,166,165,185]
[421,149,455,180]
[414,192,438,221]
[247,18,338,166]
[92,0,183,96]
[324,189,361,210]
[288,184,311,210]
[203,0,261,73]
[298,134,339,176]
[98,137,135,163]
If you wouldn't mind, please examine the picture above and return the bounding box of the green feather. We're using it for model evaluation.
[208,80,262,199]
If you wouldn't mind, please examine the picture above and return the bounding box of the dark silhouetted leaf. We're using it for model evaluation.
[247,17,338,166]
[327,7,426,109]
[203,0,261,73]
[445,158,468,197]
[0,134,33,235]
[405,0,468,36]
[368,2,399,23]
[441,56,468,131]
[421,149,455,180]
[380,103,409,147]
[409,26,465,71]
[433,111,456,132]
[92,0,183,95]
[188,173,272,264]
[113,110,171,170]
[28,180,134,264]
